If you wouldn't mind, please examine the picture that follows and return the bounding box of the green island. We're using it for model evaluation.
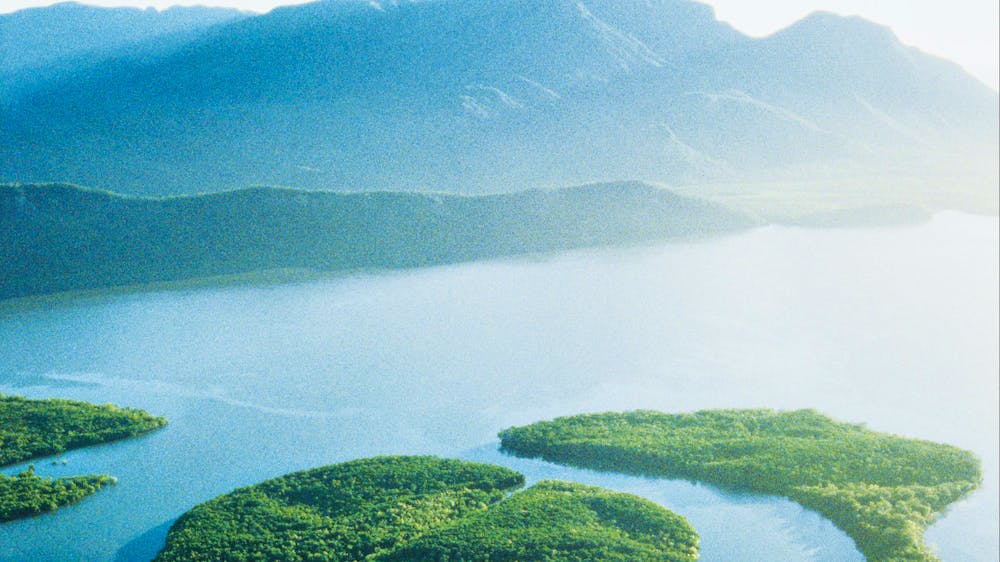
[0,466,116,522]
[499,409,982,562]
[155,455,699,562]
[0,394,166,522]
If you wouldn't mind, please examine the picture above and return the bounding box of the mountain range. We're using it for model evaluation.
[0,2,246,98]
[2,0,997,216]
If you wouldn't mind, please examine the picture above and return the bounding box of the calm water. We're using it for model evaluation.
[1,212,996,561]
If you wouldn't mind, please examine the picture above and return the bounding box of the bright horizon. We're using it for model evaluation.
[1,0,998,90]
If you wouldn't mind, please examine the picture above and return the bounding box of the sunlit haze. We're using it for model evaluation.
[708,0,999,91]
[1,0,998,557]
[1,0,996,89]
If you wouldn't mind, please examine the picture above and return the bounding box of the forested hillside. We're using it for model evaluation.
[0,181,757,301]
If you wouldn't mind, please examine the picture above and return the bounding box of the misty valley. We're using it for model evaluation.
[1,0,998,561]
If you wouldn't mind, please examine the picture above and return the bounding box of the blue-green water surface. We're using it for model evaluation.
[1,213,996,561]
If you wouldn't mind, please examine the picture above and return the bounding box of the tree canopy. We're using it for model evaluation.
[155,455,699,562]
[0,466,116,522]
[499,409,982,562]
[0,394,167,467]
[0,394,166,522]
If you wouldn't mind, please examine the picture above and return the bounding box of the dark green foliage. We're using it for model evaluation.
[155,456,526,561]
[499,409,982,562]
[0,182,757,301]
[155,456,699,562]
[384,480,698,562]
[0,465,116,522]
[0,394,165,523]
[0,394,167,466]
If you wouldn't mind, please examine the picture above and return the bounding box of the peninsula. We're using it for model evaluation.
[499,409,981,562]
[0,394,166,521]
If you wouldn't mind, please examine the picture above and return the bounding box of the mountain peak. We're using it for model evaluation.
[2,0,995,209]
[772,11,900,47]
[0,2,246,77]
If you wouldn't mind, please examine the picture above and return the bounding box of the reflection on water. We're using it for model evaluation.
[1,212,996,561]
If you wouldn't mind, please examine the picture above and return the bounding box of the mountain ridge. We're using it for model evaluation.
[0,2,247,99]
[3,0,995,211]
[0,180,760,301]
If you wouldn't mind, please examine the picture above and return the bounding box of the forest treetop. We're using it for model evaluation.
[0,394,167,467]
[155,455,699,562]
[500,408,982,562]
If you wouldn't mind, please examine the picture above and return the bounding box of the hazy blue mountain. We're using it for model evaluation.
[0,181,758,301]
[0,2,246,99]
[2,0,996,211]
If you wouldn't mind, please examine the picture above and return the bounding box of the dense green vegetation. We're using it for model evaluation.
[499,409,982,562]
[383,480,698,562]
[0,394,166,522]
[0,182,757,301]
[155,457,524,561]
[0,394,167,466]
[155,456,699,562]
[0,465,116,522]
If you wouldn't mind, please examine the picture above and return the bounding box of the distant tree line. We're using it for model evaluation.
[0,182,756,301]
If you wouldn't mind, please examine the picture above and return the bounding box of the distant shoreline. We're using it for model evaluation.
[4,203,994,313]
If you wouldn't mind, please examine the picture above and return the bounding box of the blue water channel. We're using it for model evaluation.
[1,213,996,561]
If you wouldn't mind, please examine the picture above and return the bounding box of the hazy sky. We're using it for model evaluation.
[2,0,997,89]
